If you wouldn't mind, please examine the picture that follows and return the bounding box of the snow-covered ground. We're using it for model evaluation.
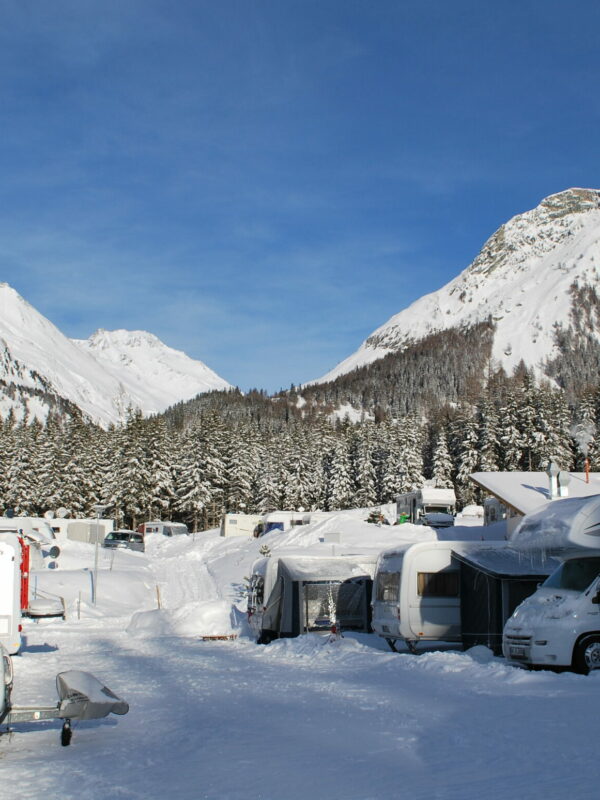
[4,513,599,800]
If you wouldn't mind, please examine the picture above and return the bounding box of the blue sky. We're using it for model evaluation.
[2,1,600,392]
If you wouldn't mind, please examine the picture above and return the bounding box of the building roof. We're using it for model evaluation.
[470,471,600,516]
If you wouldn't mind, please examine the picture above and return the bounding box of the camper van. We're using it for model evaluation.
[248,552,377,643]
[137,521,189,537]
[502,495,600,672]
[372,541,462,650]
[220,513,263,538]
[396,488,456,528]
[0,535,22,655]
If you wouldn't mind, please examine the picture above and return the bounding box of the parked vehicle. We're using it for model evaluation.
[372,541,462,651]
[255,511,310,537]
[137,521,189,536]
[503,495,600,672]
[396,488,456,528]
[504,555,600,672]
[1,643,129,746]
[0,534,22,654]
[220,513,264,538]
[102,530,145,552]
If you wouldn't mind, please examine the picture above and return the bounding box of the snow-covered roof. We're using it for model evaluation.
[470,471,600,516]
[278,554,378,582]
[451,544,560,578]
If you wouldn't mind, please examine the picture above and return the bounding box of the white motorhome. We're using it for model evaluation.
[0,534,22,655]
[503,495,600,672]
[371,541,462,650]
[396,488,456,528]
[220,513,263,538]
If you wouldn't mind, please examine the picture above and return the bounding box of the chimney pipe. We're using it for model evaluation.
[585,457,590,484]
[557,471,571,498]
[546,460,560,500]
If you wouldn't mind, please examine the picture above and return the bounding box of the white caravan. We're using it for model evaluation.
[220,513,264,538]
[138,521,189,537]
[47,517,114,544]
[256,511,310,537]
[396,488,456,528]
[503,495,600,672]
[371,541,463,650]
[0,534,22,654]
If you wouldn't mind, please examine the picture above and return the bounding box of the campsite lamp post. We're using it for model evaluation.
[91,503,108,605]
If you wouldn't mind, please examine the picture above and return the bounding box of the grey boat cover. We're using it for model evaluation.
[56,670,129,720]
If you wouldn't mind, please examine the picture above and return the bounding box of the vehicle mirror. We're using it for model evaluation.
[592,589,600,605]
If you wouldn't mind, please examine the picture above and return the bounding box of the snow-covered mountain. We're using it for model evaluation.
[73,329,231,417]
[0,283,231,427]
[315,188,600,383]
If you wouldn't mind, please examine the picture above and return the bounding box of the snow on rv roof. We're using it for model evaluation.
[509,494,600,554]
[470,471,600,516]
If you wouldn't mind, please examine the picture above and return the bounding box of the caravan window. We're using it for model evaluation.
[417,571,459,597]
[376,572,400,603]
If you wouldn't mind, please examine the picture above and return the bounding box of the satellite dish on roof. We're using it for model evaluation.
[56,507,68,519]
[44,510,55,519]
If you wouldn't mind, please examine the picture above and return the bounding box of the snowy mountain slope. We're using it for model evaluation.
[315,188,600,383]
[0,283,231,426]
[73,329,231,417]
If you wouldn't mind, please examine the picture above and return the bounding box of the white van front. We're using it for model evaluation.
[503,555,600,670]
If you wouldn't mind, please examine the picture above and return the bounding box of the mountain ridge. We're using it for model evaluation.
[313,188,600,385]
[0,283,231,427]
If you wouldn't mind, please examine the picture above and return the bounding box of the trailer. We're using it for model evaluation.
[137,520,189,537]
[396,488,456,528]
[0,643,129,746]
[220,513,264,538]
[255,511,310,537]
[372,541,463,651]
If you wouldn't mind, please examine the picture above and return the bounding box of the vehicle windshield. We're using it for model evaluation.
[423,505,452,514]
[543,557,600,592]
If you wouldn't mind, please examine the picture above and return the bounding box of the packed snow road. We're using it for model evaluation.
[2,526,599,800]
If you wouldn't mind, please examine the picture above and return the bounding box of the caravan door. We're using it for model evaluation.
[406,548,460,641]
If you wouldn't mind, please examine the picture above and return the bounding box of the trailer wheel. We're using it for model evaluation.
[574,635,600,674]
[61,720,72,747]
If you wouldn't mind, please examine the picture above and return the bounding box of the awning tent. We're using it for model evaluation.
[260,555,377,641]
[452,546,560,654]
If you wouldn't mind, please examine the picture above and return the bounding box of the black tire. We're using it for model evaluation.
[61,721,72,747]
[573,635,600,674]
